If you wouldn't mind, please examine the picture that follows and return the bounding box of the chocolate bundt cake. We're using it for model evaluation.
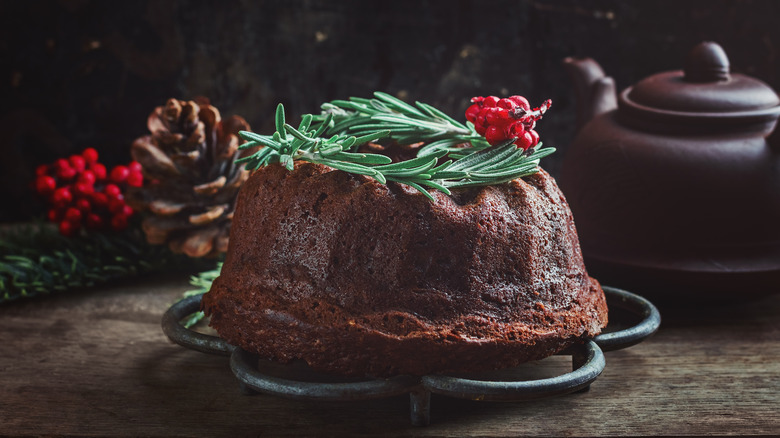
[201,162,608,377]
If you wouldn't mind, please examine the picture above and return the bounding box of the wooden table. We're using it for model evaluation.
[1,274,778,437]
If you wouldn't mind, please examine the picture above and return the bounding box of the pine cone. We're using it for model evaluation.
[128,97,254,257]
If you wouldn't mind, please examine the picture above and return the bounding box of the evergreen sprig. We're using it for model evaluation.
[179,261,222,328]
[236,92,555,200]
[0,223,216,304]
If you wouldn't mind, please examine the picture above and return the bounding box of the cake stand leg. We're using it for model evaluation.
[239,381,258,395]
[572,349,591,393]
[409,389,431,426]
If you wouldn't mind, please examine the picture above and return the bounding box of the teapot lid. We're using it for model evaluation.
[619,42,780,131]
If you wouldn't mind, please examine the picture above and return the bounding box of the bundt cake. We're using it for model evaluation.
[201,160,608,377]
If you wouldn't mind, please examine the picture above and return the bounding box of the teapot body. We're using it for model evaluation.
[560,109,780,295]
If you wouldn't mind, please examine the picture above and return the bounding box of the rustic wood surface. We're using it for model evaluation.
[0,274,778,437]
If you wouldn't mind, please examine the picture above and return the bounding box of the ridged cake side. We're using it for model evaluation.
[202,162,607,377]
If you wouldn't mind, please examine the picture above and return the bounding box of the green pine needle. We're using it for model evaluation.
[0,222,217,304]
[237,92,555,199]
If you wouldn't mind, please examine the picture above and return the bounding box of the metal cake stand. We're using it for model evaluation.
[162,286,660,426]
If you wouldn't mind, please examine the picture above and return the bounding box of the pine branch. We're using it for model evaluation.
[0,222,217,304]
[236,92,556,200]
[180,262,222,328]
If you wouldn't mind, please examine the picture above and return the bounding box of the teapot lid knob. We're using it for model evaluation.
[684,42,731,82]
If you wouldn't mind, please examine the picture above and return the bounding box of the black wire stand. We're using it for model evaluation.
[162,286,660,426]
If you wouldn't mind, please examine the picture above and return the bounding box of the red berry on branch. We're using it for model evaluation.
[47,208,63,222]
[57,165,77,181]
[35,175,57,195]
[86,213,103,230]
[126,171,143,187]
[483,96,500,108]
[54,158,70,171]
[485,108,512,127]
[75,198,92,213]
[51,187,73,207]
[505,121,526,138]
[108,198,126,215]
[64,207,82,224]
[128,161,142,173]
[78,170,96,186]
[59,220,78,237]
[82,148,99,163]
[465,104,481,123]
[110,214,129,231]
[110,165,129,184]
[121,204,134,217]
[104,183,122,199]
[72,182,94,198]
[91,192,108,208]
[508,95,530,111]
[36,164,50,176]
[485,125,506,145]
[91,163,107,181]
[69,155,86,172]
[497,98,518,110]
[470,96,485,104]
[515,131,535,150]
[528,129,540,146]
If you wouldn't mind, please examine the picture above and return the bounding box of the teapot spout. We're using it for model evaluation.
[563,57,618,132]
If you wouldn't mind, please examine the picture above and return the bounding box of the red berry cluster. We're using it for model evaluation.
[34,148,144,236]
[465,95,551,150]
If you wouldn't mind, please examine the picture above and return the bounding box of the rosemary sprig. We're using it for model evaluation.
[236,92,555,200]
[0,222,216,304]
[179,261,222,328]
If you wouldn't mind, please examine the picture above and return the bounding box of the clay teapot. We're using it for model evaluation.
[560,42,780,296]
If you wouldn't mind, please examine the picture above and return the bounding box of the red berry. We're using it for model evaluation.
[121,204,134,217]
[47,208,63,222]
[36,164,50,176]
[51,187,73,206]
[483,96,500,107]
[64,207,82,223]
[104,183,122,199]
[75,198,92,213]
[91,192,109,208]
[108,198,126,215]
[465,104,481,123]
[110,165,129,184]
[35,175,57,195]
[527,129,540,147]
[86,213,103,230]
[59,220,78,237]
[126,171,143,187]
[91,163,107,180]
[57,165,77,181]
[515,131,535,150]
[54,158,70,171]
[497,98,518,110]
[508,95,530,111]
[485,125,506,145]
[110,214,129,231]
[474,120,487,136]
[485,108,512,127]
[470,96,485,104]
[78,170,96,186]
[69,155,86,172]
[82,148,99,163]
[72,182,94,198]
[505,121,526,138]
[128,161,142,173]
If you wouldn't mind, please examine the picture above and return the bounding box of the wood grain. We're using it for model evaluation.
[0,275,778,437]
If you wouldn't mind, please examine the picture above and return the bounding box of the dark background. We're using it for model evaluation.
[2,0,778,222]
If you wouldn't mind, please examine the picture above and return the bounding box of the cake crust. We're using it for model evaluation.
[202,162,607,377]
